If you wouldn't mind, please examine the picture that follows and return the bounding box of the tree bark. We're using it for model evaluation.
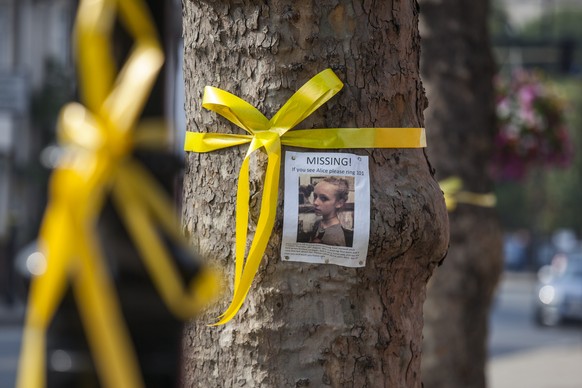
[181,1,449,387]
[419,1,504,387]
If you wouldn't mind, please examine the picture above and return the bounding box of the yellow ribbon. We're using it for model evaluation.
[17,1,218,388]
[439,176,497,211]
[184,69,427,325]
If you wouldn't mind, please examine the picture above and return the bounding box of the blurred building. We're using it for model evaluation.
[0,0,76,303]
[501,0,582,28]
[495,0,582,74]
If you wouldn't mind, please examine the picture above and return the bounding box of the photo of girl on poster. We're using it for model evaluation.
[297,176,354,247]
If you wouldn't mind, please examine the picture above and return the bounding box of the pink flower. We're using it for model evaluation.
[492,69,572,181]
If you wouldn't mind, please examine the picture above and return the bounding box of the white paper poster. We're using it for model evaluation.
[281,151,370,267]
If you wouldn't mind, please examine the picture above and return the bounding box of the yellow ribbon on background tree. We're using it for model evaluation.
[17,1,218,388]
[185,69,427,325]
[439,176,497,211]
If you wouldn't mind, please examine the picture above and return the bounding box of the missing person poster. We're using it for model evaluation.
[281,151,370,268]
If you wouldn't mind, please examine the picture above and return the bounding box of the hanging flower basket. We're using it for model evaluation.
[492,69,572,180]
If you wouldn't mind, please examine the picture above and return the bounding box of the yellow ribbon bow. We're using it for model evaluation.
[17,1,218,387]
[184,69,427,325]
[439,176,497,211]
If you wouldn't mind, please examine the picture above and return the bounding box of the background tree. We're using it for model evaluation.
[180,1,448,387]
[419,0,504,387]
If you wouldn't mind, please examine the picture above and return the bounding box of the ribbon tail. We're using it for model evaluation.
[74,222,144,388]
[16,202,75,388]
[233,156,251,297]
[213,139,281,325]
[215,139,259,320]
[118,161,222,314]
[112,166,193,318]
[16,315,46,388]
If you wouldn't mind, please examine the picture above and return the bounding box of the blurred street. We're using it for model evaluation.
[488,271,582,388]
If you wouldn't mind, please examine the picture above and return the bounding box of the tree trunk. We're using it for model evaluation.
[181,1,449,387]
[419,1,504,387]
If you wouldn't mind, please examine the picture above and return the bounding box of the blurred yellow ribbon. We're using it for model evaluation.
[439,176,497,211]
[17,1,218,388]
[184,69,427,325]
